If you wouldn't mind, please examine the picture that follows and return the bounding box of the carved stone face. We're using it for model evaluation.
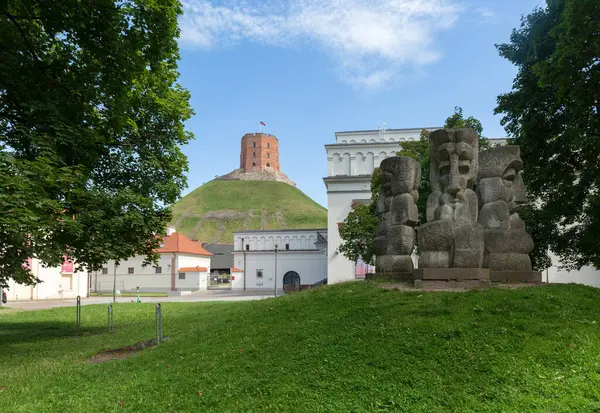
[477,146,526,215]
[430,129,479,202]
[379,156,420,199]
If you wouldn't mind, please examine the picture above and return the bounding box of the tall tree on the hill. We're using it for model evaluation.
[0,0,194,287]
[495,0,600,271]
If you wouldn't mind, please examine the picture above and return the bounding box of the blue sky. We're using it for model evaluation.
[176,0,545,208]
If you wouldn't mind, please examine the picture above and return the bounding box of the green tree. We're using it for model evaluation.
[495,0,599,271]
[336,169,382,265]
[0,0,193,287]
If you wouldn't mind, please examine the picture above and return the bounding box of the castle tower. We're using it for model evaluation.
[239,132,280,173]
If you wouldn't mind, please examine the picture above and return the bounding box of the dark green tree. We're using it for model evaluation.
[495,0,599,271]
[336,169,382,265]
[0,0,194,287]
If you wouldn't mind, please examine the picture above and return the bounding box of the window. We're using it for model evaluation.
[285,244,290,250]
[253,142,256,148]
[102,268,108,275]
[128,267,134,274]
[256,269,263,278]
[155,266,162,274]
[267,143,270,148]
[245,244,249,251]
[179,272,186,279]
[266,163,270,167]
[267,153,270,158]
[252,162,256,166]
[253,152,256,157]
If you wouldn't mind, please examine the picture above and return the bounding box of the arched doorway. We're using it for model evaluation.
[283,271,301,292]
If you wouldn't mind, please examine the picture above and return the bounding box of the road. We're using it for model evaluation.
[1,289,280,311]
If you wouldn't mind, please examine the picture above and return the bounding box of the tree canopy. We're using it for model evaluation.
[495,0,600,271]
[0,0,193,287]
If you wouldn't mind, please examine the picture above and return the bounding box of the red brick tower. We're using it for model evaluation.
[239,133,280,173]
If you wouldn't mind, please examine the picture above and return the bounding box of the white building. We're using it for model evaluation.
[323,127,441,283]
[92,229,213,292]
[4,258,89,301]
[232,228,328,291]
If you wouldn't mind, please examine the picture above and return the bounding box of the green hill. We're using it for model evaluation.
[171,180,327,243]
[2,283,600,411]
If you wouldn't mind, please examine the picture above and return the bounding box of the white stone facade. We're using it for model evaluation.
[232,229,327,291]
[4,258,89,301]
[324,127,441,284]
[92,253,211,293]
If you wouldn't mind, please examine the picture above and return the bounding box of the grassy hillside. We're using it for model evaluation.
[171,180,327,243]
[2,283,600,412]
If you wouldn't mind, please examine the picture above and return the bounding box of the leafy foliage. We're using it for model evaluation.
[495,0,600,270]
[336,170,382,265]
[0,0,193,287]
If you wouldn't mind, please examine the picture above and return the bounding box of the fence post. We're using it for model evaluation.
[76,295,81,329]
[108,304,114,333]
[155,303,163,345]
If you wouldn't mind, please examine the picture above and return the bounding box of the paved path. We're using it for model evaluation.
[1,290,280,311]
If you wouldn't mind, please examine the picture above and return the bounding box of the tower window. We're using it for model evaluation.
[267,153,270,158]
[253,142,256,148]
[253,152,256,157]
[267,143,270,148]
[266,163,270,167]
[252,162,256,167]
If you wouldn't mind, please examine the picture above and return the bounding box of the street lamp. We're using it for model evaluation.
[274,244,278,297]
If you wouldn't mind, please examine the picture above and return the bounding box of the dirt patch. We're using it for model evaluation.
[85,338,168,364]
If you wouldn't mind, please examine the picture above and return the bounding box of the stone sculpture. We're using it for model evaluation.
[417,128,485,268]
[477,145,534,271]
[373,156,420,274]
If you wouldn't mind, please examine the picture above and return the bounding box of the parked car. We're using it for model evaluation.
[1,290,6,304]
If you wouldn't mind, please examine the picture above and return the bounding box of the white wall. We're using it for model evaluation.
[5,258,89,301]
[545,251,600,288]
[93,253,211,292]
[232,251,327,290]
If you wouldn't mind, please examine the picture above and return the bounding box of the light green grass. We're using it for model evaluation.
[171,180,327,243]
[2,283,600,412]
[89,292,168,298]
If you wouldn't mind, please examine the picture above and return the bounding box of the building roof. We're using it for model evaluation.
[178,266,208,272]
[157,233,213,256]
[335,127,441,135]
[231,267,244,273]
[203,243,234,269]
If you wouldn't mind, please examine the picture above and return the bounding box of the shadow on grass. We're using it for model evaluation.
[0,320,105,347]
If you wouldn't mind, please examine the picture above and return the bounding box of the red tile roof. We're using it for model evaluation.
[155,232,213,256]
[178,266,208,272]
[230,267,244,273]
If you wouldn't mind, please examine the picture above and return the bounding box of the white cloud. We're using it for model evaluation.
[475,7,494,23]
[179,0,461,90]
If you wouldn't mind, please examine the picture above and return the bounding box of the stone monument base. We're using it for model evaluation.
[412,268,490,290]
[490,271,542,283]
[412,268,490,281]
[365,272,415,282]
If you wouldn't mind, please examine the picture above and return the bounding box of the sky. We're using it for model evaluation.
[176,0,546,208]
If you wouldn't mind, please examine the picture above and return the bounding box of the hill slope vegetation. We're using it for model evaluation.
[171,180,327,243]
[1,283,600,412]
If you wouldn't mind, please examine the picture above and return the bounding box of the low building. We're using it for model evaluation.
[203,243,235,276]
[92,229,213,293]
[4,258,89,301]
[232,229,328,291]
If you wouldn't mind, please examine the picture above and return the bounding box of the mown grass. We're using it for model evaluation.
[1,283,600,412]
[171,180,327,243]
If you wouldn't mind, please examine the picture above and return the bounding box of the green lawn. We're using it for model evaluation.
[89,292,168,297]
[1,283,600,412]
